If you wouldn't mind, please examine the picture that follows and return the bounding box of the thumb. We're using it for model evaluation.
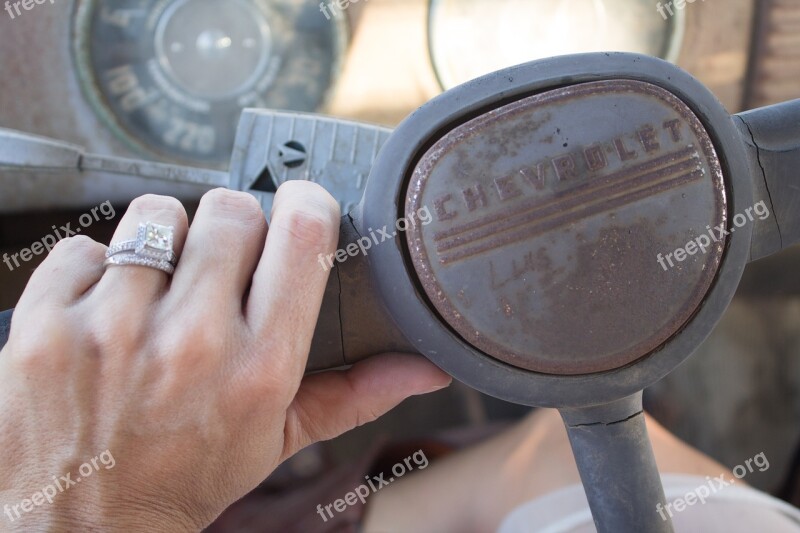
[280,353,451,460]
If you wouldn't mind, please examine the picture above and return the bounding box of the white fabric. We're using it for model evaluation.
[498,474,800,532]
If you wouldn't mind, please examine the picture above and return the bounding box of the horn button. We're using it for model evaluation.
[405,80,727,375]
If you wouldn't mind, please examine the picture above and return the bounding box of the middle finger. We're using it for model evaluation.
[167,189,268,316]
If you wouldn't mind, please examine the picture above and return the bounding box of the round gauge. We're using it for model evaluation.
[428,0,686,90]
[73,0,348,167]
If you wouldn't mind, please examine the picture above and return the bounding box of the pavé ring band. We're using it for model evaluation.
[103,253,176,275]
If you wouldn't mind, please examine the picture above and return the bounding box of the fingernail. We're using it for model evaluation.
[419,380,452,395]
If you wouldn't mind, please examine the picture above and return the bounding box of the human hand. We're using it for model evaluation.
[0,183,451,532]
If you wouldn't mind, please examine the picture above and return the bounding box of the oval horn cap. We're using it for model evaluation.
[405,80,727,375]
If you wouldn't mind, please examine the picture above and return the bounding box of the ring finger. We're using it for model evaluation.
[92,194,189,310]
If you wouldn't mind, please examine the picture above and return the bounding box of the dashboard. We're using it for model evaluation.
[0,0,790,212]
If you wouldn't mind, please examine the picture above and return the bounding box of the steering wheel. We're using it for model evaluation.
[2,53,797,532]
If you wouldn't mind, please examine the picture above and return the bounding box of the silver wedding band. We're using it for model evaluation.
[104,222,178,276]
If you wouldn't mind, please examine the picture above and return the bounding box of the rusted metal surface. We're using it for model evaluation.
[406,80,727,375]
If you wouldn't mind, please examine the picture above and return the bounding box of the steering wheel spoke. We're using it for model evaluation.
[559,392,674,533]
[735,100,800,262]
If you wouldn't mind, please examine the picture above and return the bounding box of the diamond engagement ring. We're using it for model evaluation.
[104,222,177,275]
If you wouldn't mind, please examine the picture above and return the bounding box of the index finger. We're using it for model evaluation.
[245,181,340,377]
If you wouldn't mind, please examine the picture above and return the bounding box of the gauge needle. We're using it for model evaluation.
[0,128,229,189]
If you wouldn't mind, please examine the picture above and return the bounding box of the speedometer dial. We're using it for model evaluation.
[428,0,685,90]
[73,0,347,166]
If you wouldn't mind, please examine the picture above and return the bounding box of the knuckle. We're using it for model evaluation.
[88,307,139,353]
[234,358,294,409]
[158,315,227,366]
[353,405,383,429]
[228,338,294,397]
[49,235,100,258]
[9,309,72,370]
[201,189,265,223]
[274,204,338,250]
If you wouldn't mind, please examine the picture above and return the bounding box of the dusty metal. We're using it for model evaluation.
[561,392,672,533]
[0,110,388,217]
[405,80,726,375]
[228,109,392,216]
[0,128,229,188]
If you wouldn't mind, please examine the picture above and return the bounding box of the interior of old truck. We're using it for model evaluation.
[0,1,798,532]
